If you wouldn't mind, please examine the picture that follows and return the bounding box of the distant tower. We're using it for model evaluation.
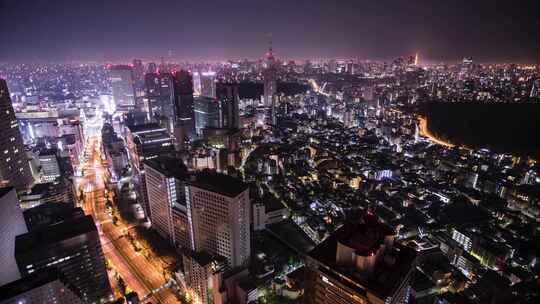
[107,65,136,112]
[414,52,419,66]
[530,79,540,98]
[263,36,277,124]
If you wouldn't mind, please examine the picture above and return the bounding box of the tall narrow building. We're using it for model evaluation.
[186,171,251,268]
[144,156,190,248]
[108,65,136,112]
[263,44,277,124]
[15,215,113,304]
[144,72,175,130]
[0,79,33,189]
[173,70,196,149]
[216,83,240,130]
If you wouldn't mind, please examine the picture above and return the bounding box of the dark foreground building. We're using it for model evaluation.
[0,268,83,304]
[15,215,112,304]
[0,79,33,189]
[304,213,417,304]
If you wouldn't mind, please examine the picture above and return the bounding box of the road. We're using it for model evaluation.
[417,116,455,148]
[79,136,178,304]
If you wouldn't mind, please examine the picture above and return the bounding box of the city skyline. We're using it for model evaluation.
[1,2,540,304]
[1,0,540,63]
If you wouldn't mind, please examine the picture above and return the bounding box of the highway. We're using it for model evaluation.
[417,116,455,148]
[79,135,178,304]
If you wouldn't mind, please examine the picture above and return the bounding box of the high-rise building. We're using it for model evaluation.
[147,62,158,74]
[0,79,33,189]
[0,187,28,285]
[144,72,175,130]
[144,156,190,248]
[530,79,540,98]
[38,149,61,182]
[125,123,175,218]
[304,213,417,304]
[263,44,277,117]
[186,171,251,268]
[216,83,240,130]
[194,97,220,135]
[15,215,112,304]
[173,70,196,147]
[0,268,83,304]
[132,59,144,84]
[182,250,227,304]
[125,123,175,174]
[200,71,217,98]
[108,65,136,112]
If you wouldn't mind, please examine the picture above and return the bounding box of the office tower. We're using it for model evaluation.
[194,96,220,135]
[216,83,240,129]
[143,156,190,248]
[530,79,540,98]
[186,171,251,268]
[125,123,175,174]
[147,62,158,74]
[0,187,28,285]
[15,215,112,304]
[173,70,196,148]
[107,65,136,112]
[304,213,417,304]
[263,45,277,112]
[132,59,144,83]
[0,79,33,189]
[125,123,175,218]
[38,149,61,182]
[200,72,217,98]
[182,251,227,304]
[144,72,175,130]
[0,268,83,304]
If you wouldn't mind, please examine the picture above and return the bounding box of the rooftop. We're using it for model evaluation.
[308,214,417,300]
[143,156,189,179]
[0,186,14,199]
[190,170,248,197]
[127,123,167,134]
[0,268,77,301]
[15,215,97,254]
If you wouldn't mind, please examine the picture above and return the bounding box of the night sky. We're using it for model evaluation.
[1,0,539,63]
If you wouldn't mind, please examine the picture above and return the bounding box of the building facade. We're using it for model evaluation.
[0,187,28,285]
[0,79,33,189]
[15,215,112,304]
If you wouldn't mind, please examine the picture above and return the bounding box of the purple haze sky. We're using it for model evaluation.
[1,0,539,63]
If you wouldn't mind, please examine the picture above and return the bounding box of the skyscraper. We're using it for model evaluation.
[144,72,175,130]
[304,213,417,304]
[0,79,33,189]
[263,44,277,120]
[216,83,240,130]
[0,268,83,304]
[173,70,196,148]
[108,65,136,112]
[0,187,28,285]
[144,156,190,248]
[186,171,251,268]
[125,123,175,174]
[200,71,217,98]
[15,215,113,304]
[194,96,220,135]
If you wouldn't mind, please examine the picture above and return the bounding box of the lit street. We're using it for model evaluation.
[78,133,178,304]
